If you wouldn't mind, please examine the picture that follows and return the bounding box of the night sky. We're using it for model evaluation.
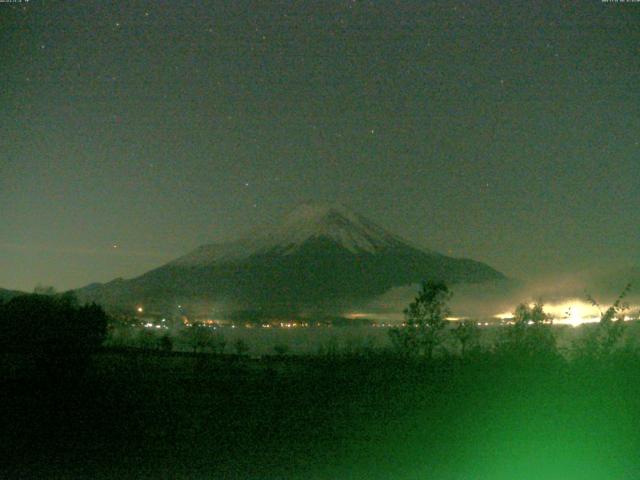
[1,0,639,292]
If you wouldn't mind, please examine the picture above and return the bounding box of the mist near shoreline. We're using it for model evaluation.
[355,267,639,321]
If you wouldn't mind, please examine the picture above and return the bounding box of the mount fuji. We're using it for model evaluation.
[76,203,506,315]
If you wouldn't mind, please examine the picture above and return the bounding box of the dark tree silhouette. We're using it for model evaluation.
[453,319,480,358]
[181,323,226,354]
[182,323,210,353]
[137,328,160,351]
[388,280,452,359]
[159,334,173,352]
[498,302,557,359]
[210,332,227,354]
[234,339,249,356]
[0,292,108,377]
[575,283,632,358]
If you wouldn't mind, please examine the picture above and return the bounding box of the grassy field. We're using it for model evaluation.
[3,349,640,479]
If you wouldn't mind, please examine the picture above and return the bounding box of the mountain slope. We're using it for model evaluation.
[76,203,506,314]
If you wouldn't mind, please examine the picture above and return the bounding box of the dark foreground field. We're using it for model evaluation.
[3,350,640,480]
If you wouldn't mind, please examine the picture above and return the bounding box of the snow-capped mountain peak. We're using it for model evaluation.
[268,202,403,253]
[171,203,413,266]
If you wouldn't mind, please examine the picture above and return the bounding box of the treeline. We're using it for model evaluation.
[0,281,635,368]
[0,292,108,378]
[387,280,634,363]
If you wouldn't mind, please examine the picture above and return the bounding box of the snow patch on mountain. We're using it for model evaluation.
[171,203,431,266]
[266,203,405,254]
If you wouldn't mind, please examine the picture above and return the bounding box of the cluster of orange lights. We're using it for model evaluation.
[259,321,310,328]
